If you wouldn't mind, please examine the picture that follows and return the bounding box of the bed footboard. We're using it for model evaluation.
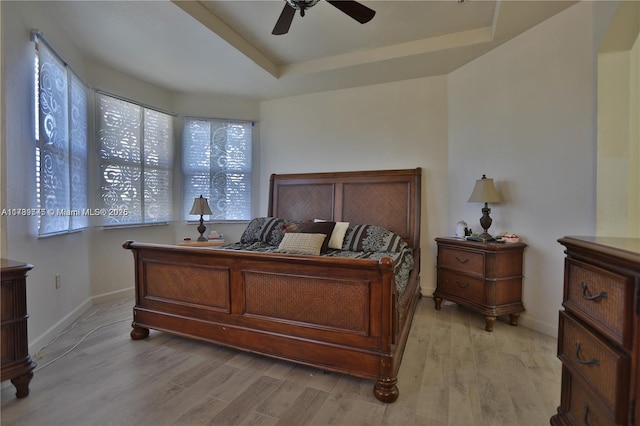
[124,241,419,403]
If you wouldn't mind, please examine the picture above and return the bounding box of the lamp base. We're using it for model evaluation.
[477,231,494,242]
[478,203,494,241]
[197,217,207,241]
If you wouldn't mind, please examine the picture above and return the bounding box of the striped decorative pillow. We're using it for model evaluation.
[341,224,407,253]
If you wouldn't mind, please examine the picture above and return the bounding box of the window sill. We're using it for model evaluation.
[38,228,87,239]
[184,220,250,225]
[100,222,170,230]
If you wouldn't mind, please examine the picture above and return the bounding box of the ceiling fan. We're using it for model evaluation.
[272,0,376,35]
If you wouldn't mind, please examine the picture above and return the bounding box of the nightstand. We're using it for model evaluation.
[177,240,226,247]
[433,237,526,332]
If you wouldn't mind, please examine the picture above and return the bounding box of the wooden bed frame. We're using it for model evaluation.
[123,168,422,403]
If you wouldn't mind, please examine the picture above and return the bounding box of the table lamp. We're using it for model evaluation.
[189,195,213,242]
[467,174,501,241]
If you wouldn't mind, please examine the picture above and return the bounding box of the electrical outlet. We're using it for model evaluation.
[55,274,61,289]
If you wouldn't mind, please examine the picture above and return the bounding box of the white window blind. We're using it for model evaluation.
[183,119,252,221]
[35,38,89,236]
[97,94,173,226]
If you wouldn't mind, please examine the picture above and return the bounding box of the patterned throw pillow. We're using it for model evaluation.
[240,217,301,246]
[341,224,407,253]
[257,217,288,245]
[277,233,326,256]
[240,217,268,244]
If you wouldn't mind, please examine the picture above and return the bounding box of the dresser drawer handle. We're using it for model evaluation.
[575,342,600,366]
[583,403,591,426]
[454,256,469,264]
[455,280,470,289]
[581,282,608,302]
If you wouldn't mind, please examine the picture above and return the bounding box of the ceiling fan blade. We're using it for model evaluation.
[272,3,296,35]
[326,0,375,24]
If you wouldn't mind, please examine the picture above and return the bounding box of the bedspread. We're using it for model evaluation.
[220,218,415,295]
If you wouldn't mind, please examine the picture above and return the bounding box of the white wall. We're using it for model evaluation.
[1,0,6,257]
[259,76,450,294]
[2,0,94,350]
[631,32,640,237]
[598,50,634,236]
[597,6,640,237]
[448,1,619,336]
[1,1,262,352]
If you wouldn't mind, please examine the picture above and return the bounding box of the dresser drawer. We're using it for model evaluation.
[565,372,615,426]
[436,270,484,304]
[563,259,634,347]
[438,247,483,276]
[559,311,629,421]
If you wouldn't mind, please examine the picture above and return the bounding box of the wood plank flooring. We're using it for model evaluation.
[1,296,561,426]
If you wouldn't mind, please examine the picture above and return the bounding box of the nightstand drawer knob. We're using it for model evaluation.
[454,256,469,264]
[581,282,607,302]
[575,342,600,366]
[455,280,470,289]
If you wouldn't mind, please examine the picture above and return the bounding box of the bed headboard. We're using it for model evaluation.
[268,168,421,249]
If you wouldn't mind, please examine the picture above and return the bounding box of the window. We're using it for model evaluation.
[97,94,174,226]
[35,37,89,236]
[182,119,252,221]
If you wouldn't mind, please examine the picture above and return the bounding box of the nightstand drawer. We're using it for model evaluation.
[559,311,629,419]
[438,247,484,276]
[565,372,615,426]
[436,270,484,304]
[564,259,633,348]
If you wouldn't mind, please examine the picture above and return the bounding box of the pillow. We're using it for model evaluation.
[240,217,269,244]
[287,221,336,253]
[281,220,312,233]
[240,217,300,246]
[315,220,350,250]
[277,233,326,256]
[341,224,407,253]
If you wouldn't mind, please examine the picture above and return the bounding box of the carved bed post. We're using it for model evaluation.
[130,326,149,340]
[123,240,151,341]
[374,376,399,403]
[373,257,400,403]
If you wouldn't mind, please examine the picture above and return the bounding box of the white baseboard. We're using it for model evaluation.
[91,286,134,305]
[420,285,435,297]
[29,286,135,355]
[519,315,559,339]
[29,297,93,355]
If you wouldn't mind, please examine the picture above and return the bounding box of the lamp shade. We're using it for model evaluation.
[468,175,501,203]
[189,195,213,216]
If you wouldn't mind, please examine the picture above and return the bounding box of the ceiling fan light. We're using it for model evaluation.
[286,0,321,12]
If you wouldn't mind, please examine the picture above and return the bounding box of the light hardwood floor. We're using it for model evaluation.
[1,295,561,426]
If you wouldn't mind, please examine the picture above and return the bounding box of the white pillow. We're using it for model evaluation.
[315,219,350,250]
[277,232,326,255]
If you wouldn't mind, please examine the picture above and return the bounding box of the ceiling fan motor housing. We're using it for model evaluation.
[274,0,375,35]
[286,0,320,16]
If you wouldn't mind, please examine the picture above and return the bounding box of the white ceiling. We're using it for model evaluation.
[42,0,577,100]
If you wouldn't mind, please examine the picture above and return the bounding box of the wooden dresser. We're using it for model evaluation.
[1,259,36,398]
[551,237,640,426]
[433,237,526,332]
